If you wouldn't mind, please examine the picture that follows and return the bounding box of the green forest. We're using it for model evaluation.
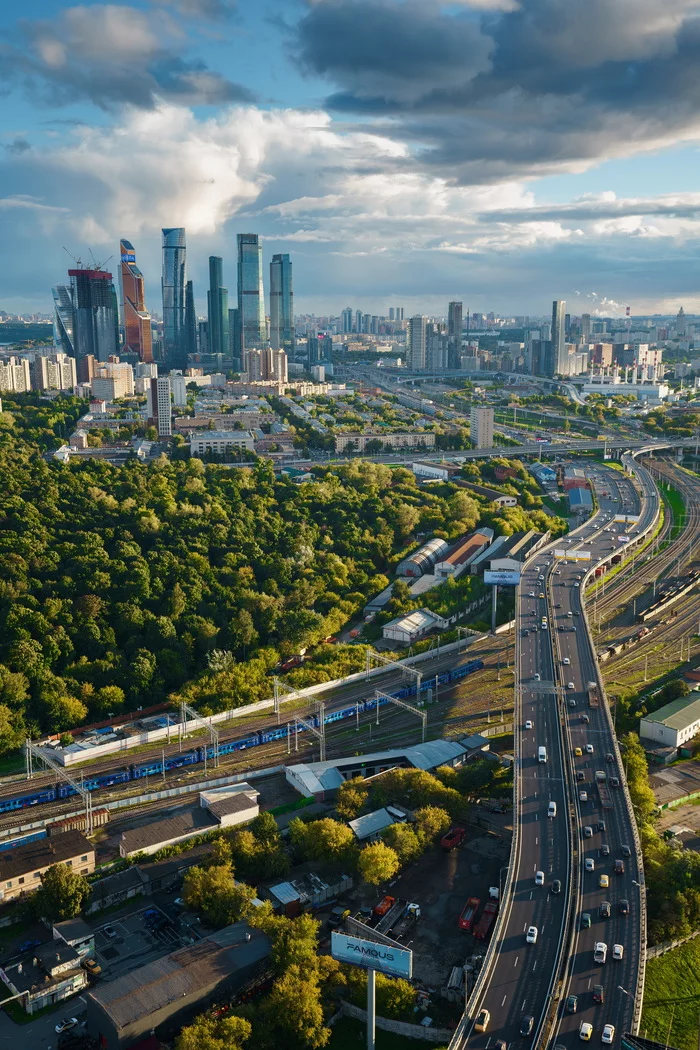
[0,395,565,748]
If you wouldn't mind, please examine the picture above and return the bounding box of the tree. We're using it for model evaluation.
[259,963,330,1049]
[32,863,91,921]
[335,777,369,821]
[289,817,356,863]
[249,811,280,845]
[182,863,256,928]
[381,823,422,865]
[356,841,400,885]
[93,685,125,716]
[176,1015,251,1050]
[413,805,451,843]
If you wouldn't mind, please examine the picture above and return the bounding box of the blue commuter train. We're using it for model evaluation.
[2,659,484,814]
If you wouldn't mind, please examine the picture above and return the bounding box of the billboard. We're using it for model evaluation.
[554,549,567,558]
[614,514,640,524]
[484,570,521,586]
[331,932,412,979]
[569,550,592,561]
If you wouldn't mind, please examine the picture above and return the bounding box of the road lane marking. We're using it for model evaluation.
[502,995,508,1007]
[514,956,519,967]
[533,961,538,971]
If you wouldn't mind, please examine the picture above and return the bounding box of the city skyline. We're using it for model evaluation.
[2,2,700,316]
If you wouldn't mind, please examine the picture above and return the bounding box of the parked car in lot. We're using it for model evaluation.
[103,925,118,939]
[82,957,102,977]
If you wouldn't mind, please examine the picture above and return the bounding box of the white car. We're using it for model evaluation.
[526,926,538,944]
[585,857,595,872]
[535,871,545,886]
[568,681,575,690]
[584,825,593,838]
[525,720,533,730]
[534,673,541,681]
[574,582,580,588]
[586,744,594,754]
[613,944,624,960]
[580,790,588,802]
[563,657,571,665]
[55,1019,79,1035]
[602,1025,615,1044]
[529,591,535,597]
[579,1022,593,1042]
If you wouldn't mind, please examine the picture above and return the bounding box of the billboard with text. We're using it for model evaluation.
[484,570,521,586]
[331,932,412,979]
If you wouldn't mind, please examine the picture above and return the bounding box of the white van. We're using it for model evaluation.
[548,801,557,818]
[538,746,547,763]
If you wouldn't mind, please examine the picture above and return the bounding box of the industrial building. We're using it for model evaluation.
[382,608,448,645]
[396,537,450,578]
[86,923,270,1050]
[348,806,409,842]
[434,528,494,579]
[457,481,517,507]
[562,467,589,491]
[568,487,593,515]
[640,695,700,749]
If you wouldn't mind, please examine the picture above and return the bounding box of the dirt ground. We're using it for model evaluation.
[329,824,511,991]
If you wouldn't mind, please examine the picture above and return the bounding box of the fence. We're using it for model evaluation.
[339,1001,453,1044]
[646,928,700,960]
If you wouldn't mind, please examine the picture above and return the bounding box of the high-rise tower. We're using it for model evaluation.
[67,267,119,362]
[207,256,229,359]
[270,253,294,354]
[551,299,567,375]
[119,239,153,362]
[407,315,427,370]
[162,228,187,368]
[52,285,75,357]
[237,233,265,360]
[448,301,463,369]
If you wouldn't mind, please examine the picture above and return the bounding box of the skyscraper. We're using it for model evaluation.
[581,313,592,342]
[119,239,153,362]
[184,280,197,360]
[207,256,229,359]
[67,267,119,362]
[551,300,567,375]
[237,234,265,360]
[342,307,353,334]
[270,253,294,354]
[407,315,427,370]
[52,285,75,357]
[162,228,187,368]
[470,406,494,448]
[448,301,463,369]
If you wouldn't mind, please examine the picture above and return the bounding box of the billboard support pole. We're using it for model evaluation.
[367,968,376,1050]
[491,584,498,633]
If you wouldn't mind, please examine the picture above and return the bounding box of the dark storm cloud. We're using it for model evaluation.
[4,139,31,154]
[295,0,700,179]
[0,4,254,111]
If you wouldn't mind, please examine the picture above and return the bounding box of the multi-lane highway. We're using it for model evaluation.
[455,460,654,1050]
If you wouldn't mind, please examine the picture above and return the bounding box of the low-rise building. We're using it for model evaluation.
[334,431,436,453]
[457,480,518,507]
[189,431,255,457]
[396,537,450,578]
[0,939,88,1014]
[435,528,494,579]
[348,806,408,842]
[0,830,94,904]
[119,786,259,858]
[53,918,95,959]
[86,924,271,1050]
[641,695,700,749]
[569,487,593,515]
[382,608,448,645]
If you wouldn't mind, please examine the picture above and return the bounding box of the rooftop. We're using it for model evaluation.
[348,808,400,841]
[383,609,438,633]
[0,830,92,880]
[53,917,93,943]
[643,695,700,732]
[120,808,216,855]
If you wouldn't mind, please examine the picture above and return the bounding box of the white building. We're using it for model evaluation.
[334,431,436,453]
[169,372,188,408]
[382,608,448,645]
[640,695,700,749]
[0,357,31,393]
[30,352,76,393]
[92,361,134,400]
[146,376,172,437]
[407,315,427,370]
[190,431,255,457]
[469,406,494,448]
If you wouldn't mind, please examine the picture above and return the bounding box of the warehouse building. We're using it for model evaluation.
[640,695,700,749]
[435,528,494,579]
[396,537,450,578]
[86,924,270,1050]
[569,487,593,516]
[457,481,517,507]
[382,608,448,645]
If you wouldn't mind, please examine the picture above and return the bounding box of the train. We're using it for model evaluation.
[0,659,485,815]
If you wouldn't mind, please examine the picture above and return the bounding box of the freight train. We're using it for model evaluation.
[1,659,485,815]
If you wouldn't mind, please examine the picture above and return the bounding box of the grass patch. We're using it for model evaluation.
[641,938,700,1050]
[328,1017,448,1050]
[270,796,314,816]
[663,481,686,538]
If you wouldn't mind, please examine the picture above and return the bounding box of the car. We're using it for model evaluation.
[539,592,545,599]
[55,1019,79,1035]
[529,591,535,598]
[621,844,631,857]
[82,957,102,976]
[563,657,571,665]
[581,912,592,928]
[555,602,562,608]
[594,943,608,964]
[574,582,580,588]
[538,574,544,581]
[525,720,533,730]
[615,859,625,875]
[576,771,585,782]
[586,744,594,754]
[521,1016,535,1036]
[144,907,159,919]
[174,897,186,908]
[575,746,583,756]
[600,901,611,919]
[475,1009,491,1033]
[579,1022,593,1041]
[580,790,589,802]
[568,681,575,690]
[103,925,118,939]
[613,944,624,960]
[585,857,595,872]
[582,714,590,723]
[599,874,609,888]
[600,844,610,856]
[598,820,606,833]
[566,995,578,1014]
[602,1025,615,1045]
[494,1041,508,1050]
[523,630,529,637]
[593,984,605,1004]
[584,825,593,837]
[535,871,545,885]
[605,752,615,763]
[534,673,541,681]
[551,879,562,894]
[619,899,630,915]
[610,776,620,787]
[526,926,538,944]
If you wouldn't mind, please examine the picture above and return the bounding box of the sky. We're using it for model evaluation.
[3,0,700,319]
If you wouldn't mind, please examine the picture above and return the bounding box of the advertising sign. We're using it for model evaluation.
[331,932,413,979]
[484,570,521,586]
[614,514,640,524]
[554,549,567,558]
[569,550,592,561]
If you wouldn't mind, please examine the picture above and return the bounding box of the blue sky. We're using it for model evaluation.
[2,0,700,318]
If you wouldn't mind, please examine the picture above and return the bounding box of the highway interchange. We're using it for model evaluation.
[459,458,656,1050]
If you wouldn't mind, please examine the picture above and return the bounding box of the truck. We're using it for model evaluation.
[441,827,466,851]
[597,780,613,810]
[473,900,498,941]
[391,903,420,940]
[375,897,405,935]
[373,895,395,918]
[588,682,600,708]
[458,897,481,933]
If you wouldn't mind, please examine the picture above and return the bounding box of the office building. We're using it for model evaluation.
[342,307,353,333]
[148,376,172,437]
[395,307,404,321]
[448,301,463,368]
[237,233,265,359]
[190,431,255,457]
[162,228,187,368]
[92,360,134,401]
[119,239,153,363]
[426,322,447,371]
[270,253,294,354]
[407,315,427,370]
[581,313,591,342]
[228,307,241,368]
[551,300,567,375]
[64,268,119,363]
[355,309,363,333]
[207,256,229,360]
[52,285,75,357]
[184,279,197,361]
[470,406,494,448]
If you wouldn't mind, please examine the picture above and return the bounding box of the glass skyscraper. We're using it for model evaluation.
[269,253,294,355]
[120,239,153,362]
[551,299,567,375]
[237,233,266,356]
[162,228,187,368]
[52,285,75,357]
[207,256,229,360]
[62,268,119,362]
